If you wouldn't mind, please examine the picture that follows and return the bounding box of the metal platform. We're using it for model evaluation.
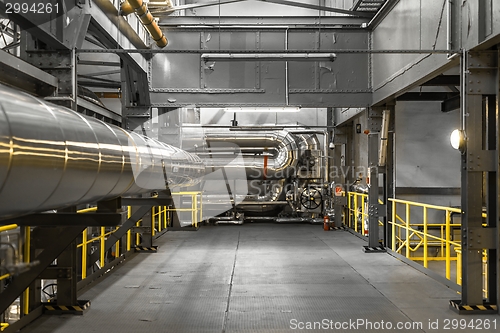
[20,224,499,333]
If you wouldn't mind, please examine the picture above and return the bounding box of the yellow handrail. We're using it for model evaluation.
[0,224,18,233]
[168,191,202,227]
[388,197,465,288]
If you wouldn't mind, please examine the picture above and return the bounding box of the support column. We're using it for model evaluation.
[384,104,396,248]
[364,108,386,252]
[450,50,498,314]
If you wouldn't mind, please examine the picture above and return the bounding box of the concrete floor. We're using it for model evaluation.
[23,224,499,333]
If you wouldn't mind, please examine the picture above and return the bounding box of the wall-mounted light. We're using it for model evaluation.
[450,129,466,153]
[355,124,361,134]
[223,107,301,113]
[202,53,337,62]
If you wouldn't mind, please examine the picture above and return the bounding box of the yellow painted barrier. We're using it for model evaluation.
[389,198,462,285]
[168,192,202,227]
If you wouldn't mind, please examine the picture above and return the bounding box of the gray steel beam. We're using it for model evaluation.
[152,0,249,14]
[0,3,67,49]
[0,49,58,96]
[383,104,395,248]
[421,75,460,86]
[76,98,122,123]
[366,108,384,249]
[78,60,121,67]
[441,95,460,112]
[157,16,369,27]
[258,0,374,17]
[87,205,151,267]
[459,51,498,307]
[396,92,459,101]
[0,226,86,315]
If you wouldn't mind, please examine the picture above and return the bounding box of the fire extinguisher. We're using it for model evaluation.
[323,215,330,231]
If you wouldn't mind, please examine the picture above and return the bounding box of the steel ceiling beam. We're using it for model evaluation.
[421,75,461,86]
[396,92,458,101]
[150,0,249,14]
[157,15,369,27]
[258,0,374,17]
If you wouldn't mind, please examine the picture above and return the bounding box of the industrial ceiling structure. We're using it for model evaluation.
[1,0,500,331]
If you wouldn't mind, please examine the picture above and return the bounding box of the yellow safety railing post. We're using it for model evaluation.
[445,210,451,280]
[100,227,105,267]
[193,193,198,227]
[115,226,120,258]
[456,248,462,285]
[405,203,410,259]
[163,207,167,229]
[199,194,203,224]
[23,226,30,315]
[361,195,365,235]
[423,207,428,268]
[151,207,156,237]
[127,206,131,252]
[82,229,87,279]
[391,201,396,251]
[353,194,358,232]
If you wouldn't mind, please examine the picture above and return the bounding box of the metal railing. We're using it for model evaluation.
[169,191,203,228]
[347,192,383,236]
[347,192,368,235]
[389,198,462,280]
[1,193,201,329]
[0,224,19,332]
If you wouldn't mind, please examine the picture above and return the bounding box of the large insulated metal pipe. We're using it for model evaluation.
[202,130,300,180]
[120,0,168,48]
[0,84,204,220]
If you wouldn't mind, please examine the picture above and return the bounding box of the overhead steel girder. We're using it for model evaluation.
[157,16,370,27]
[89,0,149,74]
[421,75,460,86]
[149,92,372,108]
[0,1,67,49]
[396,92,459,101]
[0,50,58,96]
[257,0,374,18]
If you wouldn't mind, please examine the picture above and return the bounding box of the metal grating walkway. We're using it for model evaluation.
[23,224,499,333]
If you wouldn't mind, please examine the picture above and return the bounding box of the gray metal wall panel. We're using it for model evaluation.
[395,101,460,188]
[259,32,286,50]
[151,54,201,88]
[461,0,480,49]
[150,29,369,107]
[204,61,258,89]
[371,0,455,105]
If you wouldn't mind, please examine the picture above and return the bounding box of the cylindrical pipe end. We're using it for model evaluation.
[119,0,135,15]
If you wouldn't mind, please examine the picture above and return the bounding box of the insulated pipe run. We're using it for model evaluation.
[0,84,204,221]
[120,0,168,48]
[202,130,300,180]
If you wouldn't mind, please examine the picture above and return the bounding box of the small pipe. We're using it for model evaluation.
[285,29,289,105]
[120,0,168,48]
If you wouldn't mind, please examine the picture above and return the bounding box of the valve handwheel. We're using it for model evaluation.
[300,188,322,209]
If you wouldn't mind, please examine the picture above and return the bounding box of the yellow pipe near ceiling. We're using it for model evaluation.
[120,0,168,48]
